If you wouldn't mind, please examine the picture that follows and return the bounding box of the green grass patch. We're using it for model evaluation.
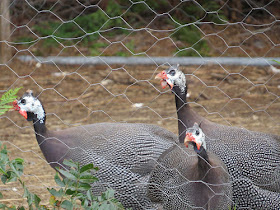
[115,51,129,57]
[17,0,127,51]
[172,25,210,57]
[14,0,226,57]
[90,42,109,56]
[125,40,135,53]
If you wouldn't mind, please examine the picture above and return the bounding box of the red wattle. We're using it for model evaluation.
[19,110,27,119]
[160,80,167,89]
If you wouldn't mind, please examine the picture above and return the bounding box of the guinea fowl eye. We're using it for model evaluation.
[21,99,26,105]
[169,69,175,76]
[195,130,200,136]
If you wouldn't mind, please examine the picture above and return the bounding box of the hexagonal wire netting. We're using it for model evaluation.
[0,0,280,209]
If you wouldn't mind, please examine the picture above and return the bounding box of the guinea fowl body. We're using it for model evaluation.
[156,66,280,209]
[34,122,176,173]
[46,123,176,209]
[174,85,280,192]
[148,124,232,209]
[14,91,178,210]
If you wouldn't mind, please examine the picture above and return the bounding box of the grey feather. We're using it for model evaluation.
[161,65,280,209]
[15,93,179,209]
[148,125,233,210]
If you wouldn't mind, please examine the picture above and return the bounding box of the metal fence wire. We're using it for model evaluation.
[0,0,280,209]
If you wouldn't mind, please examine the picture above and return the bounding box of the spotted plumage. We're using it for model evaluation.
[14,90,179,210]
[156,65,280,208]
[148,123,232,209]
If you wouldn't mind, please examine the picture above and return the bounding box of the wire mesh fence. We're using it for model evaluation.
[0,0,280,209]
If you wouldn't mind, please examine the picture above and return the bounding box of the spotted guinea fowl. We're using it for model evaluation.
[148,123,232,209]
[13,90,178,210]
[155,65,280,209]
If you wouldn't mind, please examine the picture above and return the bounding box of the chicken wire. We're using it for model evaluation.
[0,0,280,209]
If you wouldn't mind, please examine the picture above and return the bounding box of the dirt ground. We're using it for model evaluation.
[0,59,280,207]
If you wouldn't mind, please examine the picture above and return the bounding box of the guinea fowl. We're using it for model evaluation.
[155,65,280,209]
[13,90,178,210]
[148,123,232,209]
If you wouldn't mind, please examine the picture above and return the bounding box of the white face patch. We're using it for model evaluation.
[187,124,206,150]
[18,95,45,123]
[166,67,186,94]
[193,127,206,150]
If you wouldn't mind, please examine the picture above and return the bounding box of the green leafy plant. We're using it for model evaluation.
[0,145,124,209]
[0,143,42,209]
[48,160,124,209]
[0,88,21,116]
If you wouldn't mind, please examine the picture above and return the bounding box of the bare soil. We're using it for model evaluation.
[0,59,279,207]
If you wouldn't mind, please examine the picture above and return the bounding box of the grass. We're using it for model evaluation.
[14,0,225,57]
[172,25,210,57]
[16,0,127,56]
[90,42,109,56]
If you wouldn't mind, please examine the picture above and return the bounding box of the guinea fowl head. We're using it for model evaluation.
[13,90,45,123]
[155,64,186,94]
[184,122,206,153]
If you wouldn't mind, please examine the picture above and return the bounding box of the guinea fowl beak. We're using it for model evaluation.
[13,100,27,119]
[184,132,201,150]
[155,71,174,89]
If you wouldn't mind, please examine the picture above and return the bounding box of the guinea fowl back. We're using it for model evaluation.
[50,123,177,174]
[203,122,280,192]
